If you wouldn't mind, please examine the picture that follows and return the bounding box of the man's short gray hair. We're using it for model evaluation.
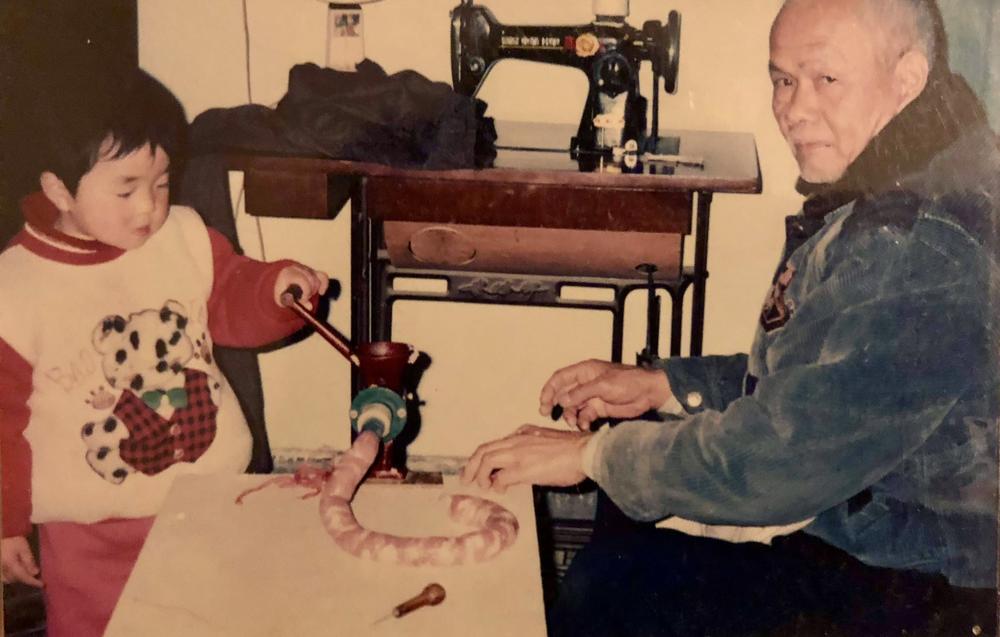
[780,0,943,66]
[860,0,939,65]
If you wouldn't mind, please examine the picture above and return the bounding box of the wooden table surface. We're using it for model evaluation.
[106,473,546,637]
[227,122,761,194]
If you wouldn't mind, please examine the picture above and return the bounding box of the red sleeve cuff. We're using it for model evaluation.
[1,338,34,537]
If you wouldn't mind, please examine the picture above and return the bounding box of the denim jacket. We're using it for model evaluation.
[589,127,999,588]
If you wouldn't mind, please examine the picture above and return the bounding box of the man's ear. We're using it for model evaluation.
[39,172,74,213]
[893,49,929,114]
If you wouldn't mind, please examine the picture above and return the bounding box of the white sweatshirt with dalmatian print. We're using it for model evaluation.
[0,193,306,537]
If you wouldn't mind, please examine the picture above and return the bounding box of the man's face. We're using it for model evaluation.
[769,0,904,183]
[56,142,170,250]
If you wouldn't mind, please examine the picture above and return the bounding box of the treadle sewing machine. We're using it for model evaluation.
[450,0,681,166]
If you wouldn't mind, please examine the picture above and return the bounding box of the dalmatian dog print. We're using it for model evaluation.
[93,300,195,396]
[82,301,222,483]
[80,415,134,484]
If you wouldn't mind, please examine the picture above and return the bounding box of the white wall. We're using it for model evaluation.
[138,0,802,456]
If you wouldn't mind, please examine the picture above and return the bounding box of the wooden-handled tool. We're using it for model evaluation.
[280,284,360,367]
[373,583,446,624]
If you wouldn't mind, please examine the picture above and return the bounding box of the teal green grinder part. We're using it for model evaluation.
[350,386,407,442]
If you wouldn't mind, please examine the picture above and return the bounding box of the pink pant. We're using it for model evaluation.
[39,517,154,637]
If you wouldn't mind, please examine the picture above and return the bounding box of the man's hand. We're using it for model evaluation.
[539,359,673,430]
[1,536,42,588]
[460,425,592,493]
[274,264,329,310]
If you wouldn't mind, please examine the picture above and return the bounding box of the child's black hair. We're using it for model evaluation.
[40,68,188,193]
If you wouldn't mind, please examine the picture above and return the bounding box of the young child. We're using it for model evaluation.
[0,69,328,636]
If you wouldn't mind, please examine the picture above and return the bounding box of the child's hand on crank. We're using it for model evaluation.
[274,264,329,310]
[1,535,43,588]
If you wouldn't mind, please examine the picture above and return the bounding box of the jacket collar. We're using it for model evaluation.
[10,192,125,265]
[796,68,991,219]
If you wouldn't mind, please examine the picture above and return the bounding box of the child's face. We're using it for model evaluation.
[56,142,171,250]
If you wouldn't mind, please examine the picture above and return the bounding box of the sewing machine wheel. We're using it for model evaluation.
[663,11,681,92]
[645,10,682,94]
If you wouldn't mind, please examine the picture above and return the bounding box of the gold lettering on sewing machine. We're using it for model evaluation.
[500,34,561,49]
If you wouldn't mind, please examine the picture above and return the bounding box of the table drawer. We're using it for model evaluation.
[384,221,683,280]
[367,176,693,234]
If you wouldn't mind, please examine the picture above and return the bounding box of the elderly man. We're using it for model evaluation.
[462,0,998,634]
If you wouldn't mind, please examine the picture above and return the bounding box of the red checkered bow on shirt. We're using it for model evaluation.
[115,369,219,475]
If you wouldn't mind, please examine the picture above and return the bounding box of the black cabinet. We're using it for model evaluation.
[0,0,138,247]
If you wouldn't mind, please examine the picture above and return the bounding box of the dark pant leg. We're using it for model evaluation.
[547,528,996,637]
[769,533,997,637]
[591,488,653,541]
[548,528,820,637]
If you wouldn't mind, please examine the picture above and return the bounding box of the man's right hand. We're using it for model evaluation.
[539,359,672,430]
[1,535,43,588]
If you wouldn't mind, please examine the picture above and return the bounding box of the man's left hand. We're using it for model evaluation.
[539,359,672,430]
[460,425,592,492]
